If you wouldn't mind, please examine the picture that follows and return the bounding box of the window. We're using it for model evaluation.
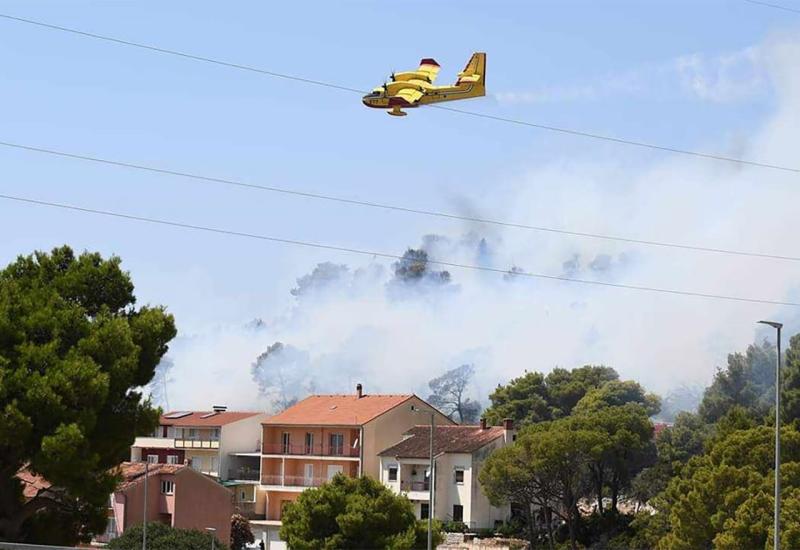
[146,455,159,464]
[305,432,314,454]
[211,428,220,441]
[420,503,430,520]
[166,455,178,465]
[282,432,291,454]
[452,504,464,522]
[160,480,175,495]
[454,469,465,484]
[190,456,203,471]
[329,433,344,456]
[388,466,398,482]
[188,428,197,440]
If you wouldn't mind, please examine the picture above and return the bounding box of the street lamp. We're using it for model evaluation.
[411,405,435,550]
[205,527,217,550]
[758,319,783,550]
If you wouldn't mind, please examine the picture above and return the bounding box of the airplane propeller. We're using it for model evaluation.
[390,71,396,82]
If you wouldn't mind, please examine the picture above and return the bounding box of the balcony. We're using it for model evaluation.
[262,443,359,458]
[400,480,430,492]
[228,467,260,482]
[175,439,219,449]
[260,474,328,488]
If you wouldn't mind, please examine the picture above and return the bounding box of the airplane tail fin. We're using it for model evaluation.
[458,52,486,89]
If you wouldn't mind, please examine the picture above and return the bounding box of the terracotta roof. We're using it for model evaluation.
[160,411,261,427]
[16,469,51,500]
[379,425,505,458]
[115,461,185,491]
[264,394,414,426]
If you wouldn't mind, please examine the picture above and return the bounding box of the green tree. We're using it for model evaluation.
[231,513,254,549]
[0,246,176,543]
[107,522,228,550]
[279,474,442,549]
[783,333,800,425]
[484,370,552,426]
[570,404,655,514]
[572,380,661,417]
[545,365,619,418]
[480,433,560,549]
[698,339,776,423]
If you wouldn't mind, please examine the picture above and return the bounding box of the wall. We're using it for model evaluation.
[260,457,357,485]
[172,468,234,542]
[362,396,453,478]
[265,490,300,521]
[261,426,359,456]
[219,413,267,479]
[139,448,185,464]
[470,439,510,529]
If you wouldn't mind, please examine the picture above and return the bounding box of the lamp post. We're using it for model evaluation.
[758,320,783,550]
[411,405,435,550]
[142,460,148,550]
[205,527,217,550]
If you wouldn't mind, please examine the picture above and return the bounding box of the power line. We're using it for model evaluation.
[3,139,799,263]
[1,192,797,307]
[2,12,798,174]
[743,0,800,14]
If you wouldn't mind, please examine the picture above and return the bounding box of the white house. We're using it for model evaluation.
[378,418,515,529]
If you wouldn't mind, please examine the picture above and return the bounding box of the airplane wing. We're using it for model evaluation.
[417,58,441,83]
[393,87,424,105]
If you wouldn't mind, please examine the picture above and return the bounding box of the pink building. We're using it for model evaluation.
[96,461,234,543]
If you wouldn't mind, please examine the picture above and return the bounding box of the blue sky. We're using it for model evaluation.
[2,1,798,408]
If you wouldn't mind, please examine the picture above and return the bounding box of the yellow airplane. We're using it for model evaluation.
[362,52,486,116]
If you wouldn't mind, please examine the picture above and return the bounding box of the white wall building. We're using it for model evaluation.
[378,419,515,530]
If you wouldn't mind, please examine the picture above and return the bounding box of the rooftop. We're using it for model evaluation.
[115,461,185,491]
[379,425,506,458]
[264,394,414,426]
[16,468,51,500]
[160,410,262,427]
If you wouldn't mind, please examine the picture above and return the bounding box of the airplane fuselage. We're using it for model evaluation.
[361,81,484,110]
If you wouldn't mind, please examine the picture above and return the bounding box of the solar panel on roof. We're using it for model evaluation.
[163,411,192,419]
[199,412,219,419]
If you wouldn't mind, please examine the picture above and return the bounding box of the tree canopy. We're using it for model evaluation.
[426,364,481,424]
[107,522,228,550]
[279,474,441,549]
[0,246,176,543]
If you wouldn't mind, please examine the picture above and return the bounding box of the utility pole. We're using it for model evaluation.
[759,320,783,550]
[142,460,148,550]
[412,405,436,550]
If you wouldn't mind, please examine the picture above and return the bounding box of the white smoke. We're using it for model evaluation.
[157,34,800,412]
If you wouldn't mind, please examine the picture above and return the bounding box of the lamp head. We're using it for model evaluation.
[758,320,783,330]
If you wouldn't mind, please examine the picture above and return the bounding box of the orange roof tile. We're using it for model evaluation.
[15,469,51,500]
[264,394,414,426]
[160,411,261,427]
[114,461,186,491]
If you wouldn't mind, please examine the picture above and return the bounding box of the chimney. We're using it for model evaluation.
[356,383,363,399]
[503,418,515,444]
[479,418,487,430]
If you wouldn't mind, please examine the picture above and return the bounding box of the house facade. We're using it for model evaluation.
[95,462,234,543]
[251,384,452,545]
[378,418,515,529]
[130,406,267,519]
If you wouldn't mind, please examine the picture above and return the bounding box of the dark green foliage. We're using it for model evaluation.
[279,474,442,549]
[107,522,228,550]
[0,246,176,543]
[483,365,656,427]
[230,513,254,549]
[698,339,776,423]
[393,249,450,284]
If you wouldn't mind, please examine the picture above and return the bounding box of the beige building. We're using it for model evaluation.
[251,384,452,547]
[130,406,267,518]
[378,419,515,530]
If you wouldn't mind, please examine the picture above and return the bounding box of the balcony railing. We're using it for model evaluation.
[260,474,329,488]
[228,467,260,481]
[175,439,219,449]
[262,443,359,458]
[401,481,430,492]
